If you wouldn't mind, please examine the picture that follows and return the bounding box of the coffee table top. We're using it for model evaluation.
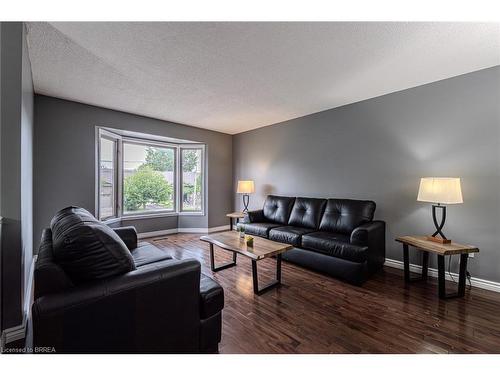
[200,231,292,260]
[396,235,479,255]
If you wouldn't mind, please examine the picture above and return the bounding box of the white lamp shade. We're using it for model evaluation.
[236,180,255,194]
[417,177,463,204]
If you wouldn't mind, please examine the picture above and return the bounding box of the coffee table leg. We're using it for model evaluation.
[209,243,237,272]
[251,253,282,295]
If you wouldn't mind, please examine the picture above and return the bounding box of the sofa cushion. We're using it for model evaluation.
[130,242,172,267]
[35,228,74,299]
[243,222,281,238]
[319,199,376,234]
[302,231,368,263]
[263,195,296,225]
[269,226,315,247]
[288,197,327,229]
[199,274,224,319]
[245,209,265,223]
[50,206,136,283]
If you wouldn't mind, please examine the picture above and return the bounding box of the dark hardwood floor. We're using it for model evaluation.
[152,233,500,354]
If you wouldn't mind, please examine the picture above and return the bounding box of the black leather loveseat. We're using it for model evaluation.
[32,206,224,353]
[239,196,385,285]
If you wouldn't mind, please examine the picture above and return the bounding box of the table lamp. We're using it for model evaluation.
[237,180,255,212]
[417,177,463,244]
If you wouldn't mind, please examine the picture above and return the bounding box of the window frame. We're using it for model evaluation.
[95,128,206,221]
[96,129,120,221]
[179,145,206,215]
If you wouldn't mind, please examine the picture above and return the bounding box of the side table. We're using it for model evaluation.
[226,212,245,231]
[395,235,479,299]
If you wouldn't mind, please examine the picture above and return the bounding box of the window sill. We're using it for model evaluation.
[102,211,205,224]
[102,217,122,225]
[121,212,178,221]
[178,211,205,216]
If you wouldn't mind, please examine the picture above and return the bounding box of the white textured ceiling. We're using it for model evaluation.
[27,22,500,134]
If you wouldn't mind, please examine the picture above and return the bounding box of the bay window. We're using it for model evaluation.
[181,148,203,212]
[98,135,118,220]
[96,128,205,220]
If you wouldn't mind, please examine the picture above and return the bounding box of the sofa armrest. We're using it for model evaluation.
[350,221,386,268]
[199,274,224,319]
[245,209,265,223]
[113,226,138,250]
[32,258,202,353]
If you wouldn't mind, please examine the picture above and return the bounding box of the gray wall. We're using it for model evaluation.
[0,22,34,330]
[34,95,232,246]
[233,66,500,283]
[21,23,34,306]
[0,21,3,335]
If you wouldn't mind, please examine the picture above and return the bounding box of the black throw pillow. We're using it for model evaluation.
[50,206,135,283]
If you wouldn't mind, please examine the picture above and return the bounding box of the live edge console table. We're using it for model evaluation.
[395,236,479,299]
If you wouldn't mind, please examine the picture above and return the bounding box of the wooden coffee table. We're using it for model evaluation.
[200,231,293,295]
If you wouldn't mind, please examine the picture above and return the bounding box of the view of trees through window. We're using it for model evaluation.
[182,149,203,211]
[123,143,175,213]
[98,130,204,220]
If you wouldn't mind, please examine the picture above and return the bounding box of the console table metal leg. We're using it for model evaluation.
[438,255,446,298]
[403,245,430,284]
[421,251,429,281]
[458,253,468,297]
[209,243,237,272]
[251,253,282,295]
[437,254,468,299]
[403,244,410,283]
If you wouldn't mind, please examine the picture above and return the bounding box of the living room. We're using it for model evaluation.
[1,0,500,373]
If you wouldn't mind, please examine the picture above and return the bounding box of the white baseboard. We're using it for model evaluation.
[208,225,231,233]
[1,255,37,345]
[384,258,500,293]
[177,227,207,233]
[178,225,230,233]
[137,228,179,239]
[138,225,230,238]
[2,321,26,345]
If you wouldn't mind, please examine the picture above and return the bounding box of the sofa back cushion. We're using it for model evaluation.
[288,197,327,229]
[263,195,296,225]
[50,206,136,283]
[319,199,376,234]
[35,228,75,299]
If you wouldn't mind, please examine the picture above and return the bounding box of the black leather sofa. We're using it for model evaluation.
[239,196,385,285]
[32,206,224,353]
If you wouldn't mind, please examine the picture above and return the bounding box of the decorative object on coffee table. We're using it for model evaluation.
[245,235,254,246]
[226,211,245,231]
[238,225,245,238]
[236,180,255,212]
[200,231,292,295]
[417,177,463,244]
[395,235,478,299]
